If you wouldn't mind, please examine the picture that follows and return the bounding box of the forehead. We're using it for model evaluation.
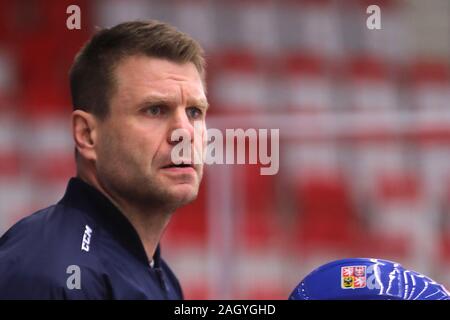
[112,55,206,105]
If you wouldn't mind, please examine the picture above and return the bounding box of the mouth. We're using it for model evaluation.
[161,161,196,172]
[162,162,194,169]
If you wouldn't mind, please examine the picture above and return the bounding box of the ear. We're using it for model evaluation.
[71,110,99,161]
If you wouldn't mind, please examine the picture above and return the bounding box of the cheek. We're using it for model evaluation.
[194,124,207,150]
[99,122,167,171]
[97,128,142,166]
[97,130,126,166]
[126,127,164,167]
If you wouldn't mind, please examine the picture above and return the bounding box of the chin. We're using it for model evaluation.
[168,184,199,206]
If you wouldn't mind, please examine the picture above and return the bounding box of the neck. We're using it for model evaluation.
[111,198,172,262]
[77,169,172,262]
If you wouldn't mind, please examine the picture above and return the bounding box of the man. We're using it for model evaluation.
[0,20,208,299]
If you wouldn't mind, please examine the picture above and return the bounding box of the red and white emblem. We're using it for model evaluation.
[342,267,354,277]
[354,266,366,277]
[354,276,366,288]
[341,266,367,289]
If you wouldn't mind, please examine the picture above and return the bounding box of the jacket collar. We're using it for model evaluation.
[59,177,161,267]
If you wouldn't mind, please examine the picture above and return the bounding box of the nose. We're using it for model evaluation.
[167,108,194,146]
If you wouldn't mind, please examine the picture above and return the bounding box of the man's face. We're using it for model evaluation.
[95,55,207,210]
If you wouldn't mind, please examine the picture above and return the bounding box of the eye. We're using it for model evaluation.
[186,107,203,119]
[145,105,164,116]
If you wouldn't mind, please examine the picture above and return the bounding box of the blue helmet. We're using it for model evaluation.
[289,258,450,300]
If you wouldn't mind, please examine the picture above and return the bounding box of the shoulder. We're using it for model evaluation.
[0,204,110,299]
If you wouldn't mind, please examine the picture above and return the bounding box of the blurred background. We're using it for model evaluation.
[0,0,449,299]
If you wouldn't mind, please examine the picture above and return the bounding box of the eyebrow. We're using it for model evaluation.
[138,96,209,111]
[187,98,209,111]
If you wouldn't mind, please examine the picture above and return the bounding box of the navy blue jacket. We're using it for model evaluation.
[0,177,183,299]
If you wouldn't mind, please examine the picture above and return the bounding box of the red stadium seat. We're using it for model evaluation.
[209,51,268,115]
[239,284,285,300]
[183,283,210,300]
[0,115,21,177]
[10,0,90,116]
[408,59,450,111]
[279,53,332,112]
[294,172,362,253]
[406,60,450,145]
[375,171,421,202]
[438,182,450,263]
[440,235,450,264]
[351,232,411,260]
[21,114,75,184]
[0,151,21,177]
[238,163,279,249]
[409,60,450,86]
[343,55,397,111]
[363,170,422,260]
